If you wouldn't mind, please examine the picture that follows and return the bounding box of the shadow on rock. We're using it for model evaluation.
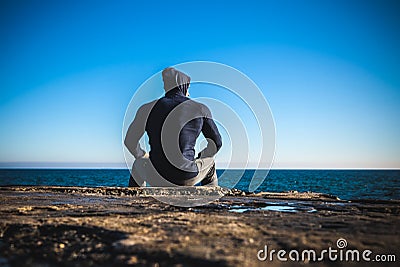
[0,223,229,267]
[1,224,128,266]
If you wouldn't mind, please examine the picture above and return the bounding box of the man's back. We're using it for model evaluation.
[125,67,222,186]
[146,90,221,182]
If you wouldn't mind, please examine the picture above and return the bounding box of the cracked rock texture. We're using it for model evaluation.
[0,186,399,266]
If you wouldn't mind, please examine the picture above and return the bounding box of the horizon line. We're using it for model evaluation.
[0,166,399,171]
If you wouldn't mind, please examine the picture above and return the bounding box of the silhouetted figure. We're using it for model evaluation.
[125,67,222,187]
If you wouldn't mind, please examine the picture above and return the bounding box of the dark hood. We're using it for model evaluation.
[162,67,191,97]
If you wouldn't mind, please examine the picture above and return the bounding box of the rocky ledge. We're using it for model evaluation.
[0,186,399,266]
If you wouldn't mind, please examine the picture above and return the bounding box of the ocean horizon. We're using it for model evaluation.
[0,169,399,201]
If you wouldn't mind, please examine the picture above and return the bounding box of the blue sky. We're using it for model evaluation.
[0,0,399,168]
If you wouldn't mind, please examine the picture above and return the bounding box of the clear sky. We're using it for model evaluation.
[0,0,399,169]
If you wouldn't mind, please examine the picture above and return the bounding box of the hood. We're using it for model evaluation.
[162,67,191,97]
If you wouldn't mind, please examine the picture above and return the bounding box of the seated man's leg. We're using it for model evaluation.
[195,157,218,186]
[130,158,179,187]
[128,158,148,187]
[200,162,217,186]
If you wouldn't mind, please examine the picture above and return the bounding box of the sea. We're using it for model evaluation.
[0,169,399,201]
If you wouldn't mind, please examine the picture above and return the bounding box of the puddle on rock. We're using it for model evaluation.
[229,204,317,213]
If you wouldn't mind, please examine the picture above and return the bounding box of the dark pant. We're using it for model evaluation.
[129,157,218,187]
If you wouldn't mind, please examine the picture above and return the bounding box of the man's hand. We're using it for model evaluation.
[141,153,150,159]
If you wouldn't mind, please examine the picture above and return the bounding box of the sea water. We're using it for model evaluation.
[0,169,399,200]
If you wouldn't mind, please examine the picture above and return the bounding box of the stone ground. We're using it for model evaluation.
[0,186,399,266]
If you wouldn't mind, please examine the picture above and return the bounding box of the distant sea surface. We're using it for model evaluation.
[0,169,399,200]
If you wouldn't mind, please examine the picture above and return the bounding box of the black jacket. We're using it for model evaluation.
[125,69,222,182]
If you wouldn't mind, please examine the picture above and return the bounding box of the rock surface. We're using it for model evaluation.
[0,186,399,266]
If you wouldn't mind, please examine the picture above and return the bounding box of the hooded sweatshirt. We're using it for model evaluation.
[125,67,222,183]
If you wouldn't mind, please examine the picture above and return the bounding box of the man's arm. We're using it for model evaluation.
[124,105,148,159]
[198,106,222,158]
